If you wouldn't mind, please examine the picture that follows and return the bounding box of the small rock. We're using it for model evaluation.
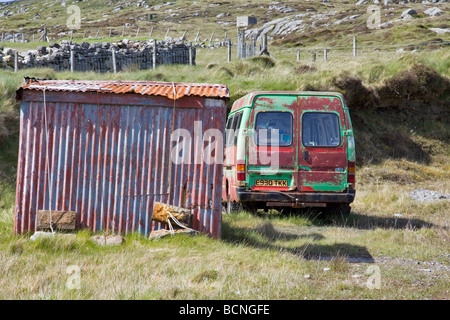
[401,9,417,18]
[424,7,443,16]
[91,235,125,246]
[149,228,198,240]
[30,231,54,241]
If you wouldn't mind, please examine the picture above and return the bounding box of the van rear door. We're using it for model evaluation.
[297,95,348,192]
[247,95,298,191]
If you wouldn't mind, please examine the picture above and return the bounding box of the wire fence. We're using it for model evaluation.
[265,38,450,63]
[2,27,448,72]
[4,44,195,73]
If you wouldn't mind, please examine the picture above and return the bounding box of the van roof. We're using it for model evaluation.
[230,91,345,113]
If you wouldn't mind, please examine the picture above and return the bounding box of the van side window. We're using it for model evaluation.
[225,115,235,147]
[232,112,242,146]
[302,112,340,147]
[225,112,242,147]
[255,112,293,147]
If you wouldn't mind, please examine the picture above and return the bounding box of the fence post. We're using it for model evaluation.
[70,30,73,43]
[83,29,87,38]
[195,31,200,43]
[353,36,357,57]
[236,30,240,59]
[263,32,268,52]
[312,51,316,62]
[96,29,100,39]
[149,26,154,38]
[136,27,140,38]
[227,40,231,63]
[14,51,18,72]
[153,39,157,69]
[70,49,75,72]
[165,28,170,39]
[33,34,35,42]
[324,48,328,62]
[182,30,187,41]
[297,49,300,62]
[209,31,215,44]
[189,41,193,66]
[122,25,125,37]
[112,48,117,74]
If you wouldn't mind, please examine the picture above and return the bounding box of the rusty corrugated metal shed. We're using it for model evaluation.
[15,79,228,238]
[17,79,229,100]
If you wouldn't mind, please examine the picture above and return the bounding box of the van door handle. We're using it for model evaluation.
[303,150,308,161]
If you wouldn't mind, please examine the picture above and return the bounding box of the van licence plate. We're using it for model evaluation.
[255,179,288,187]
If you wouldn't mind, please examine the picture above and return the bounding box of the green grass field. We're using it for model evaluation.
[0,23,449,299]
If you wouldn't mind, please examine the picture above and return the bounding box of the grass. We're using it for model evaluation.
[0,173,448,299]
[0,27,449,299]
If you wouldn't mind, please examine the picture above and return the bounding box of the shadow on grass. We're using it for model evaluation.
[313,211,442,230]
[221,220,374,263]
[243,208,442,230]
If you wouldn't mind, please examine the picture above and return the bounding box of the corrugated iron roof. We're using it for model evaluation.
[18,79,229,100]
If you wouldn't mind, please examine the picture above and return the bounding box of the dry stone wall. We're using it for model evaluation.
[0,39,195,72]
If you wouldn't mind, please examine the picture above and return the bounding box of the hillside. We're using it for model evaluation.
[0,0,449,48]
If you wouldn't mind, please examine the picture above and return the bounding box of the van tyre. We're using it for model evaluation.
[226,194,241,213]
[325,203,351,216]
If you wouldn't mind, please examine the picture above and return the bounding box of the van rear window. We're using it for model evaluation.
[302,112,340,147]
[255,112,292,147]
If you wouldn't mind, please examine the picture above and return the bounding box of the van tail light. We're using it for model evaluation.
[237,163,246,181]
[348,161,355,188]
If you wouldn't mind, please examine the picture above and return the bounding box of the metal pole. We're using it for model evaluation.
[227,40,231,63]
[70,49,74,72]
[353,36,357,57]
[14,51,18,72]
[324,48,328,62]
[297,49,300,62]
[112,48,117,74]
[152,39,157,69]
[189,41,193,66]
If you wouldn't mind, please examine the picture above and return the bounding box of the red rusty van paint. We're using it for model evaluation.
[15,79,229,237]
[223,91,356,214]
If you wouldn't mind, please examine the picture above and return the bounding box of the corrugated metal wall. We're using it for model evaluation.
[15,91,225,238]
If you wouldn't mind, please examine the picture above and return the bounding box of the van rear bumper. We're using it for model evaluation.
[236,188,355,205]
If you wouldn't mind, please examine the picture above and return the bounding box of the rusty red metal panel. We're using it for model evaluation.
[17,80,229,100]
[14,80,228,238]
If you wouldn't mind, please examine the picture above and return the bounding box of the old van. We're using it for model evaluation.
[223,91,356,214]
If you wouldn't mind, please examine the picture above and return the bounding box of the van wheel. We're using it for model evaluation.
[226,194,232,214]
[226,195,241,213]
[325,203,351,216]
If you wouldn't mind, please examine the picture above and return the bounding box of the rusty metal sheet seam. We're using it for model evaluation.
[42,88,54,234]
